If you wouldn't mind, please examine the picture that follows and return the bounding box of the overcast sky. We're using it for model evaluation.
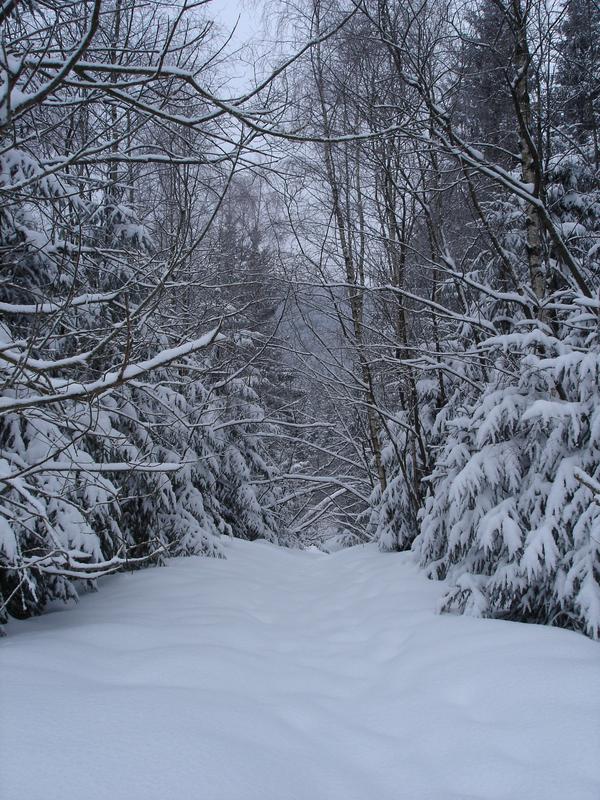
[209,0,265,50]
[206,0,270,90]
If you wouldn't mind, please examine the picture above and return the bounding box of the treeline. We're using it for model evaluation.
[0,0,295,628]
[1,0,599,640]
[278,0,600,638]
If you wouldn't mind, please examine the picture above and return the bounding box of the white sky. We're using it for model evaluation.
[208,0,262,45]
[205,0,271,91]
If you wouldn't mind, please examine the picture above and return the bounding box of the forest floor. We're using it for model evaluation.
[2,538,599,800]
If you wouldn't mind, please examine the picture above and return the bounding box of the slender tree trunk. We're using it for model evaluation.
[312,33,387,492]
[512,0,545,302]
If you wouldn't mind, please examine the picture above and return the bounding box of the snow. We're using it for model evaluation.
[0,291,119,315]
[1,539,599,800]
[0,327,224,412]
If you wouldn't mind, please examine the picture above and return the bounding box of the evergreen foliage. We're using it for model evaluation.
[0,0,286,632]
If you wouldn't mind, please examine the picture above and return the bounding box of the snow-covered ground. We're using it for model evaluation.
[2,539,599,800]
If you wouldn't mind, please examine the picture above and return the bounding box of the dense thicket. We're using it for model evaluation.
[0,0,289,629]
[276,0,600,638]
[1,0,599,640]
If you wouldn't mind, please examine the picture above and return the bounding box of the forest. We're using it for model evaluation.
[0,0,599,644]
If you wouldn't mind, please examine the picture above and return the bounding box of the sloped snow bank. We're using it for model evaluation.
[1,539,599,800]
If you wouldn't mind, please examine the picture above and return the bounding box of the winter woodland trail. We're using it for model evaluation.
[1,539,599,800]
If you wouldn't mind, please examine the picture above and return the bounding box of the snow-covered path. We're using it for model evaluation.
[2,540,599,800]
